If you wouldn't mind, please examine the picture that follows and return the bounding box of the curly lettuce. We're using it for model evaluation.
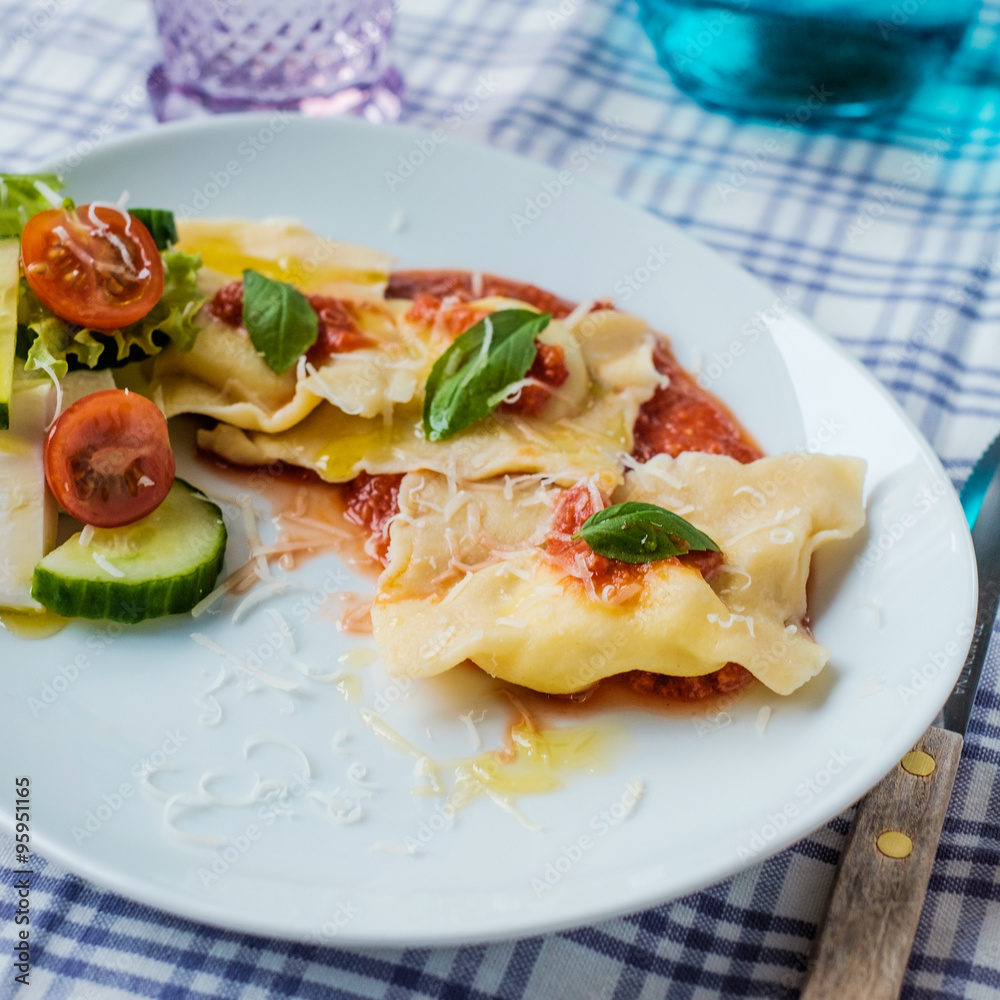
[0,173,70,237]
[17,250,206,378]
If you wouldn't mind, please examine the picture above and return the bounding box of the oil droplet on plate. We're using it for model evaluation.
[0,608,68,639]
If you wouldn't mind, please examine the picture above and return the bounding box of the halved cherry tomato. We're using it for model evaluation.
[45,389,175,528]
[21,204,164,332]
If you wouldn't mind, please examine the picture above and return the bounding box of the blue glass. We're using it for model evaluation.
[638,0,980,120]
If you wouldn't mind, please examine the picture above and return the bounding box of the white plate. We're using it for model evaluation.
[0,115,977,946]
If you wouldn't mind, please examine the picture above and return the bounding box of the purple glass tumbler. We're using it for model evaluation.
[147,0,403,122]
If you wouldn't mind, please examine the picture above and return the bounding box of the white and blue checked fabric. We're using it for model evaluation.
[2,0,1000,996]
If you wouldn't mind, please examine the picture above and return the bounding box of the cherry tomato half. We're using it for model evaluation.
[45,389,175,528]
[21,204,164,332]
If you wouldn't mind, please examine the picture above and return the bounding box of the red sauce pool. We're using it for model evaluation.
[632,342,762,464]
[387,269,582,318]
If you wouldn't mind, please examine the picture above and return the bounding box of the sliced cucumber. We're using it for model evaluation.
[0,236,20,429]
[32,479,227,623]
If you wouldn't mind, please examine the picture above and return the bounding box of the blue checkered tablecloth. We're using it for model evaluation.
[2,0,1000,997]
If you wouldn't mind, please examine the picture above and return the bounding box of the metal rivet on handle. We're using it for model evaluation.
[901,751,936,776]
[876,831,913,859]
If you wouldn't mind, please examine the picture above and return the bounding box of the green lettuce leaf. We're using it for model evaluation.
[17,250,205,377]
[0,173,70,236]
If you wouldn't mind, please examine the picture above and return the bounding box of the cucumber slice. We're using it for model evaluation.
[32,479,227,623]
[0,236,20,429]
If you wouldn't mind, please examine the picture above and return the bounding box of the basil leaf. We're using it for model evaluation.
[130,208,178,251]
[0,173,69,237]
[572,501,721,564]
[241,268,318,374]
[423,309,551,441]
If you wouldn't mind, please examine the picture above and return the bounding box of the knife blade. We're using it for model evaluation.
[942,433,1000,735]
[801,439,998,1000]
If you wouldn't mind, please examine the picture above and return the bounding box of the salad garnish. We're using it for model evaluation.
[21,203,165,331]
[44,388,175,528]
[129,208,179,252]
[0,172,70,237]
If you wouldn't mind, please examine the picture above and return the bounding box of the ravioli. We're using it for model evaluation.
[151,300,430,431]
[370,452,866,696]
[151,219,420,432]
[175,217,392,299]
[195,308,663,489]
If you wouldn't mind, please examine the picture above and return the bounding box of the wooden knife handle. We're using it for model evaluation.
[799,727,963,1000]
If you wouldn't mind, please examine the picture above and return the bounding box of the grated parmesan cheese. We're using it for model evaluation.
[92,552,124,578]
[459,710,484,751]
[266,607,296,654]
[562,299,596,330]
[37,360,63,429]
[706,612,755,637]
[358,710,443,795]
[725,508,800,548]
[717,565,752,591]
[370,840,421,856]
[243,734,312,781]
[733,485,766,505]
[163,794,226,847]
[756,706,771,734]
[190,632,299,691]
[308,789,363,825]
[190,561,259,618]
[195,695,223,726]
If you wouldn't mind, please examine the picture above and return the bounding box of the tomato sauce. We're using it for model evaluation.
[501,341,570,417]
[208,281,244,326]
[404,294,493,339]
[342,472,404,565]
[633,342,762,464]
[305,297,374,364]
[387,270,581,318]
